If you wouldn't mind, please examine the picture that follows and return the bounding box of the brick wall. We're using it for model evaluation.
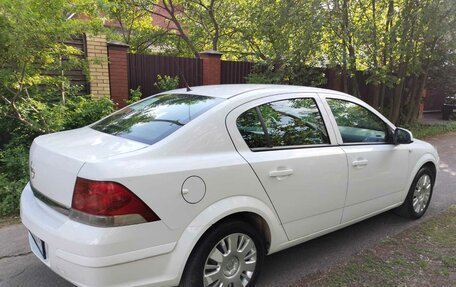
[86,35,110,98]
[108,42,129,108]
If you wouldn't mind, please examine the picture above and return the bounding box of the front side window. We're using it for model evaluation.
[92,94,224,144]
[326,98,388,143]
[236,98,329,150]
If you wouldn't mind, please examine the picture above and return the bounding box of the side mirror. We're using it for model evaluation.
[393,127,413,145]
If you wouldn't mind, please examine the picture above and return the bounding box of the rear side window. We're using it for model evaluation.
[236,98,329,150]
[92,94,224,144]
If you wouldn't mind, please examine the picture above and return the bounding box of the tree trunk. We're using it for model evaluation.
[404,75,419,125]
[390,62,407,124]
[341,0,349,93]
[370,0,379,109]
[208,0,219,51]
[371,83,380,110]
[380,0,394,114]
[409,73,428,124]
[348,44,361,98]
[146,1,200,58]
[379,83,386,112]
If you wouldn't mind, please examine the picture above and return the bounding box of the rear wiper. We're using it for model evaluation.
[152,119,185,126]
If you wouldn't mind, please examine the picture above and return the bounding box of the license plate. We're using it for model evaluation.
[30,232,47,259]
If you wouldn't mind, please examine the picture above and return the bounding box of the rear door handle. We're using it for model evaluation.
[352,159,368,167]
[269,169,294,179]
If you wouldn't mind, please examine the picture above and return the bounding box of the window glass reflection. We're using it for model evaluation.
[92,94,224,144]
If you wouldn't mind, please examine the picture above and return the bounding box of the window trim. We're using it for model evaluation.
[236,97,331,151]
[250,143,334,152]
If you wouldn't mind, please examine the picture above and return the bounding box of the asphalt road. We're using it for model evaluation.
[1,133,455,287]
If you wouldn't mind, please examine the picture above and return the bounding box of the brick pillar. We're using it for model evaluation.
[86,34,111,98]
[108,41,130,108]
[199,50,223,85]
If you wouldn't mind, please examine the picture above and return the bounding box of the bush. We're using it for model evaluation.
[0,144,29,180]
[64,96,115,129]
[0,144,29,216]
[0,175,28,216]
[126,87,143,105]
[0,95,115,217]
[246,61,284,84]
[154,75,180,92]
[246,60,327,87]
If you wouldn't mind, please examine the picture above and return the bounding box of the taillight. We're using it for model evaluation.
[70,177,160,227]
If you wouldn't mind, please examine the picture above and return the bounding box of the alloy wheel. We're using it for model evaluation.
[203,233,257,287]
[412,174,432,214]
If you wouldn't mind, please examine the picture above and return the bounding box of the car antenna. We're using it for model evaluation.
[180,73,192,92]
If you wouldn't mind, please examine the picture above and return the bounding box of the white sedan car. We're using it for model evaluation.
[21,84,438,287]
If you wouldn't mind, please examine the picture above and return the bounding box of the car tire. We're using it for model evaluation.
[394,166,435,219]
[179,220,265,287]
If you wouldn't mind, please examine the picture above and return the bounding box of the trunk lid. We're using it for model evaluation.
[29,127,148,207]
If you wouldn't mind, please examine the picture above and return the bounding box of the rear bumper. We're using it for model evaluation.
[20,183,183,287]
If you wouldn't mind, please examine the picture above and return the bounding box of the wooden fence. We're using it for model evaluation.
[127,53,255,97]
[221,60,254,84]
[123,52,443,112]
[64,36,90,94]
[44,35,90,95]
[128,54,203,97]
[125,53,381,108]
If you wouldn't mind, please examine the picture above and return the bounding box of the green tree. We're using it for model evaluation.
[0,0,116,216]
[101,0,168,53]
[132,0,201,57]
[322,0,456,124]
[0,0,100,133]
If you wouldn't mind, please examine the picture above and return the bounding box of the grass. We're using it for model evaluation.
[408,121,456,139]
[292,205,456,287]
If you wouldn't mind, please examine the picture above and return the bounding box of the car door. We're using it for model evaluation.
[226,93,348,240]
[321,94,410,223]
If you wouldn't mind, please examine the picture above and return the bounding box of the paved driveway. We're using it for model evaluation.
[1,133,455,287]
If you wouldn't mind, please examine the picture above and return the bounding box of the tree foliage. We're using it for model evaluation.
[101,0,169,53]
[0,0,103,134]
[0,0,116,215]
[114,0,455,124]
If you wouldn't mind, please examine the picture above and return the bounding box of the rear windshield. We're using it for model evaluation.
[91,94,224,144]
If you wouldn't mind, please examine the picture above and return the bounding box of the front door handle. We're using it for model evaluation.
[269,168,294,179]
[352,159,368,168]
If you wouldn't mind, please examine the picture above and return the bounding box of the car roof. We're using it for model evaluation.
[167,84,351,99]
